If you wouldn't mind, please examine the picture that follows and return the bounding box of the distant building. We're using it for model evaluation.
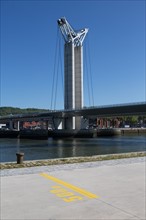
[23,121,41,129]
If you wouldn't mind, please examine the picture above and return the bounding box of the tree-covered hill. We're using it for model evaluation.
[0,107,49,116]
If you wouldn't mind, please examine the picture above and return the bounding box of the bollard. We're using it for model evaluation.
[16,152,24,164]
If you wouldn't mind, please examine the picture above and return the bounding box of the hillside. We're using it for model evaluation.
[0,107,49,116]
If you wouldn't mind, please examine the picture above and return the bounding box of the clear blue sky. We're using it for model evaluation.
[1,0,145,110]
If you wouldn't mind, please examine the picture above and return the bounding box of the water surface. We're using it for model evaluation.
[0,135,146,162]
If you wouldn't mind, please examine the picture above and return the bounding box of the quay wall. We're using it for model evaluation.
[0,128,145,139]
[120,128,146,135]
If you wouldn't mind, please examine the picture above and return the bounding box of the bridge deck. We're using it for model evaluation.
[0,102,146,123]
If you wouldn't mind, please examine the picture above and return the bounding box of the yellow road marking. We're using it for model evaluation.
[40,173,99,199]
[50,185,83,202]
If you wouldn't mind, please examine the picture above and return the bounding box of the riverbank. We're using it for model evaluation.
[0,128,145,139]
[0,151,146,170]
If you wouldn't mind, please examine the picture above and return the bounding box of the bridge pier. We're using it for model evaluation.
[14,121,20,131]
[53,118,63,129]
[63,117,75,130]
[7,120,21,131]
[63,116,83,130]
[9,120,13,130]
[75,116,82,130]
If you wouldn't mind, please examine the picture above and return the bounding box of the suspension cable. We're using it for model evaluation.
[51,27,64,110]
[59,36,64,97]
[54,33,64,109]
[50,27,59,110]
[53,39,60,110]
[84,35,95,107]
[87,36,94,106]
[51,27,94,110]
[84,38,91,106]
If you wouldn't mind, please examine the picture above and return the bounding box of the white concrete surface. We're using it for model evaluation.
[1,157,146,220]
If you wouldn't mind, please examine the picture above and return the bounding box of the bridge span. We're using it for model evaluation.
[0,102,146,124]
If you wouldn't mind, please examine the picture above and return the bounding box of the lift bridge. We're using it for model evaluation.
[57,17,88,129]
[0,102,146,130]
[0,18,146,131]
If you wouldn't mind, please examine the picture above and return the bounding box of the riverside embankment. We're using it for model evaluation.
[0,128,145,139]
[1,151,146,170]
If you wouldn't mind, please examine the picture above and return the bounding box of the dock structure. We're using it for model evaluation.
[57,17,88,129]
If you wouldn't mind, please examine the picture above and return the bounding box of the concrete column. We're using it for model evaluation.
[64,42,75,110]
[9,120,13,130]
[64,43,83,130]
[64,42,75,129]
[16,121,20,131]
[45,121,49,130]
[74,46,83,109]
[74,46,83,130]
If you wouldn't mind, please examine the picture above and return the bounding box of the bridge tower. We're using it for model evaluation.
[57,17,88,129]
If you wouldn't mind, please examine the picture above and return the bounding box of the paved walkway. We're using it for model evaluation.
[1,157,146,220]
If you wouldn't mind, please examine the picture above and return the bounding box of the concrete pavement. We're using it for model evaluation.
[1,157,146,220]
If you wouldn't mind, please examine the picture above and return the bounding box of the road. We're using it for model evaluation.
[1,157,146,220]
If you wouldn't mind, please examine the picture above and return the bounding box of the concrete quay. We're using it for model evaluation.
[1,157,146,220]
[0,128,145,139]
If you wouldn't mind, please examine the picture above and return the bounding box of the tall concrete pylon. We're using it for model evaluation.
[57,17,88,129]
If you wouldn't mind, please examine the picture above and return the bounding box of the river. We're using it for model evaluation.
[0,135,146,162]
